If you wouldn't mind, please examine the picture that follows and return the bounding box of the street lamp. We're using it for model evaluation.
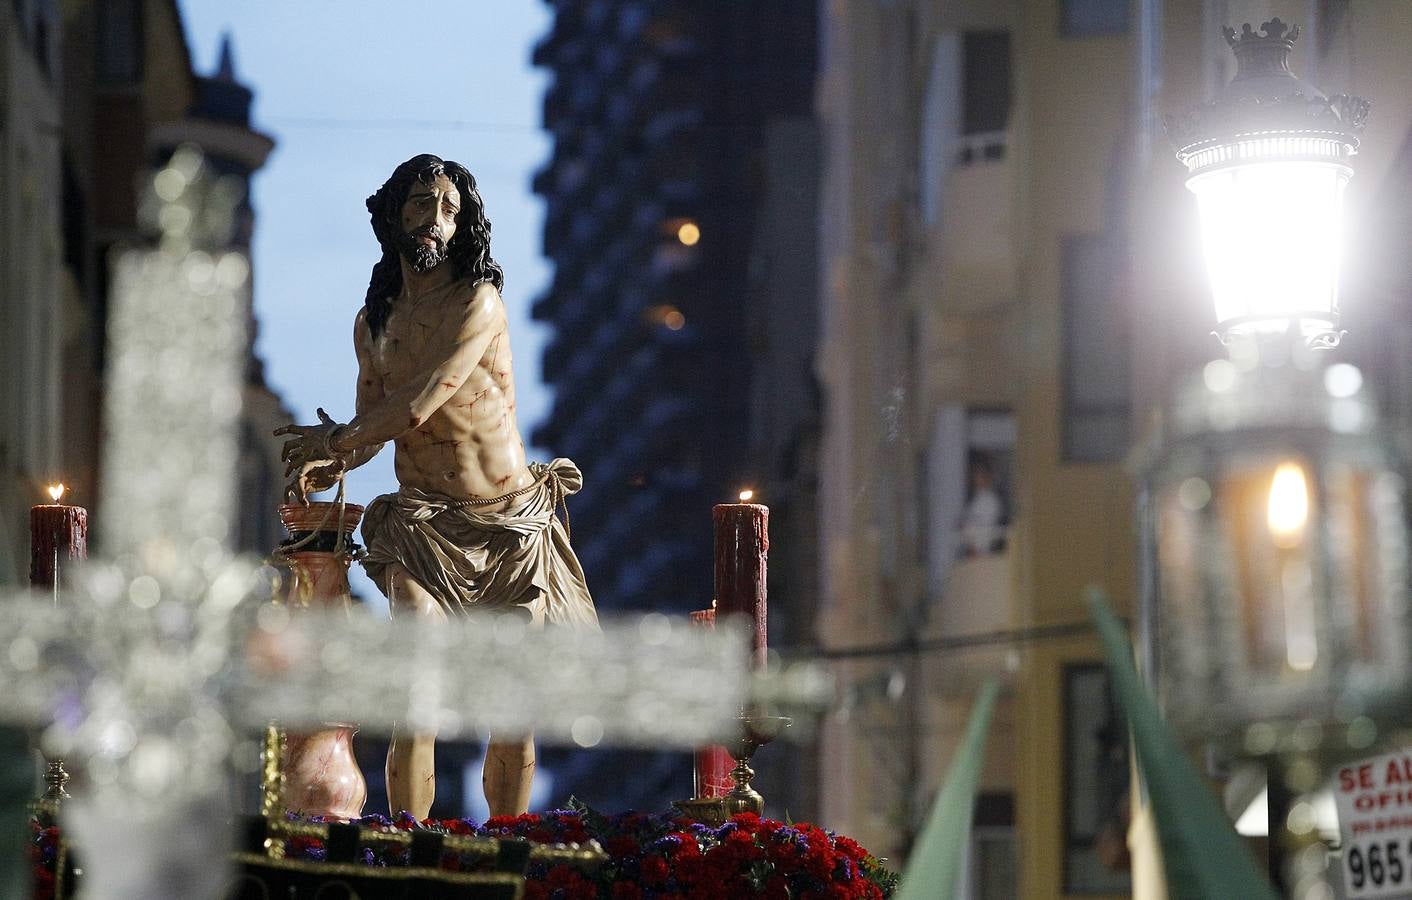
[1142,18,1389,893]
[1167,18,1369,348]
[1144,15,1399,760]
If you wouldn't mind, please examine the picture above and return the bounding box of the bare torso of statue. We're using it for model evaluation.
[363,279,534,507]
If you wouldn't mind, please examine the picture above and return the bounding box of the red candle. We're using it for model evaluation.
[30,484,88,594]
[689,609,736,798]
[712,495,768,670]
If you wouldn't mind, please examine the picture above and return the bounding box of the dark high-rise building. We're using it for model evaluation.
[531,1,820,812]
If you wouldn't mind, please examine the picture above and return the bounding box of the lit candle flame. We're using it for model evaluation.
[738,489,754,502]
[1267,462,1309,548]
[47,483,65,503]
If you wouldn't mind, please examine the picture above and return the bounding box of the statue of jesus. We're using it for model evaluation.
[276,154,598,820]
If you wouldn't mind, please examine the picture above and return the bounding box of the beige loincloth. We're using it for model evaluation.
[361,458,599,629]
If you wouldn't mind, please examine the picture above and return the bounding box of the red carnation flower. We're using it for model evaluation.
[805,845,839,880]
[730,812,761,828]
[483,815,520,831]
[834,835,866,862]
[640,854,671,886]
[552,814,590,843]
[668,831,701,857]
[766,839,799,868]
[605,835,640,858]
[763,874,791,900]
[673,853,708,886]
[545,864,579,887]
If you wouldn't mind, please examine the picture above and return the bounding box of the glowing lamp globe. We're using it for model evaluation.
[1169,19,1369,348]
[1137,361,1409,758]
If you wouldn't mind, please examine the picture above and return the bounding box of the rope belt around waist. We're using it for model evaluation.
[447,465,571,541]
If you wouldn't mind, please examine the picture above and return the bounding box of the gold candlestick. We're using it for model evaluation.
[43,758,71,803]
[722,715,791,817]
[677,715,792,824]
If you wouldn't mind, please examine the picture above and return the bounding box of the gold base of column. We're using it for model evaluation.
[672,796,729,826]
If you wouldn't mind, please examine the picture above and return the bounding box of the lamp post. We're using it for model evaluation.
[1151,16,1388,749]
[1145,17,1396,895]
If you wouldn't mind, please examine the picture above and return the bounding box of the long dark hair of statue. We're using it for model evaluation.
[363,154,505,339]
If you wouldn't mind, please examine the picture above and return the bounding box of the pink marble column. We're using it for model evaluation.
[276,502,367,820]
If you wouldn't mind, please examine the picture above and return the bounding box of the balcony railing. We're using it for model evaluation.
[954,130,1007,165]
[920,544,1017,685]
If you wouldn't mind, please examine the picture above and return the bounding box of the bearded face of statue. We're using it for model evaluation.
[396,173,461,273]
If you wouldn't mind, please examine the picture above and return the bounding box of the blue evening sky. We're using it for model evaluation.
[177,3,555,611]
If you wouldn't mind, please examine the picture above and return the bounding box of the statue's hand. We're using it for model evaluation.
[274,408,348,505]
[285,460,343,505]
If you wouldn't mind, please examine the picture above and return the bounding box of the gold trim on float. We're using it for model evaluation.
[229,852,526,898]
[265,819,606,866]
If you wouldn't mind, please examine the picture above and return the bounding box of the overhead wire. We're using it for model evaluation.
[264,116,544,134]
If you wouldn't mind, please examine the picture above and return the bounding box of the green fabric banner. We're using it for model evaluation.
[896,677,999,900]
[1087,588,1278,900]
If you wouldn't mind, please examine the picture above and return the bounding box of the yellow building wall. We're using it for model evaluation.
[1011,2,1136,896]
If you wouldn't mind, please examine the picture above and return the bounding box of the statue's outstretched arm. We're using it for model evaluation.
[275,283,504,502]
[339,307,387,471]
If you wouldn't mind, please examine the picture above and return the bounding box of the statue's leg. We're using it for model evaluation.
[483,597,543,817]
[383,563,447,819]
[483,733,535,817]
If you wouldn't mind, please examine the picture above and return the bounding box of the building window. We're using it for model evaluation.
[1061,234,1130,463]
[924,407,1015,597]
[97,0,142,84]
[1063,664,1132,893]
[960,409,1014,559]
[1061,0,1130,37]
[965,792,1017,899]
[961,30,1010,136]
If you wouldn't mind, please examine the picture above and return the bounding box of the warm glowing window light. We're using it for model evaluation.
[643,304,686,331]
[1266,461,1309,548]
